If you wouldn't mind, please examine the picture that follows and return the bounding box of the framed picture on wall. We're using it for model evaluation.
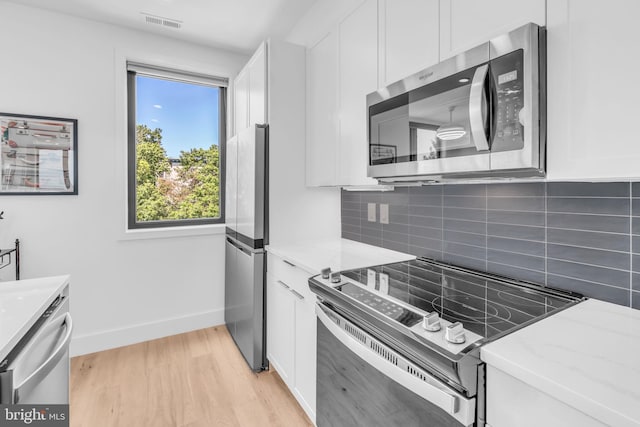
[0,113,78,195]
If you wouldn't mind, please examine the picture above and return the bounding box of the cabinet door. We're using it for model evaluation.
[337,0,378,187]
[293,294,317,422]
[248,43,266,126]
[547,0,640,179]
[266,273,295,386]
[486,366,606,427]
[439,0,545,60]
[379,0,439,86]
[234,68,249,132]
[306,31,339,186]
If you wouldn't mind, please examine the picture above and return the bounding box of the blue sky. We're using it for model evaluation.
[136,76,219,158]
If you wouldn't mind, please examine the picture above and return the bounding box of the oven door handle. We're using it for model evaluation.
[469,64,490,152]
[316,304,475,426]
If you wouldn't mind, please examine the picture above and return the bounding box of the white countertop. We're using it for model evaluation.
[266,238,415,274]
[481,299,640,427]
[0,275,70,362]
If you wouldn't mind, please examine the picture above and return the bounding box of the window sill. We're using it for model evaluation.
[118,223,226,241]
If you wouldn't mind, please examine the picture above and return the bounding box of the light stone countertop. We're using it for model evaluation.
[266,238,415,275]
[481,298,640,427]
[0,275,70,362]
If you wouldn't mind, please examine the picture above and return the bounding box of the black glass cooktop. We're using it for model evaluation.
[339,258,583,340]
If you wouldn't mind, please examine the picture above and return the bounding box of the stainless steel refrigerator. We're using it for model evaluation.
[224,124,268,371]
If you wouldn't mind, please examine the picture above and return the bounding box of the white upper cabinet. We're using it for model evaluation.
[304,0,438,187]
[231,42,266,135]
[379,0,439,86]
[306,0,384,187]
[439,0,545,60]
[337,0,379,186]
[546,0,640,180]
[306,31,339,187]
[233,68,249,134]
[248,43,266,126]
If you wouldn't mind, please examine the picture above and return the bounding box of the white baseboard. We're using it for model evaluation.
[70,308,225,356]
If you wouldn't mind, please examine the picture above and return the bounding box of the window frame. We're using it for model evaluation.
[126,64,227,230]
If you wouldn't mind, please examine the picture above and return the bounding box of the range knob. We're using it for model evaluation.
[422,312,441,332]
[330,271,341,284]
[321,268,331,280]
[445,322,466,344]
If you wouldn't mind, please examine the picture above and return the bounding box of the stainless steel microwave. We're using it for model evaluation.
[367,23,546,183]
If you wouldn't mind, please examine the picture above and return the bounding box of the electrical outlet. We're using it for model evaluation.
[368,203,376,222]
[379,272,389,294]
[380,204,389,224]
[367,269,376,288]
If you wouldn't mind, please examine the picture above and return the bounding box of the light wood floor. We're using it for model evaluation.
[70,325,313,427]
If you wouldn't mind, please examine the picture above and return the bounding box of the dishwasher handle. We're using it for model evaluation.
[13,312,73,404]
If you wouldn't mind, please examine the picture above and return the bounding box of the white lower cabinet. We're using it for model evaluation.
[293,293,316,417]
[486,366,605,427]
[266,254,316,423]
[266,272,294,385]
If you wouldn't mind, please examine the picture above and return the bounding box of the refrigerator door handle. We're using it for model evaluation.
[9,313,73,404]
[227,237,253,256]
[226,236,239,248]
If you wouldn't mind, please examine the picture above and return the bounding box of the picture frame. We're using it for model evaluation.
[370,144,397,165]
[0,113,78,195]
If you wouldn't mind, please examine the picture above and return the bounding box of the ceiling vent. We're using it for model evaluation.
[141,13,182,30]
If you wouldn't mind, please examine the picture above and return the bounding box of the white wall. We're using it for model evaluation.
[0,2,248,356]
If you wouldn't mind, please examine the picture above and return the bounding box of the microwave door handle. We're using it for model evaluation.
[469,64,490,151]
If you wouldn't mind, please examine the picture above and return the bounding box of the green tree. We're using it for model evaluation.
[135,125,170,221]
[134,124,220,222]
[136,125,163,146]
[169,145,220,219]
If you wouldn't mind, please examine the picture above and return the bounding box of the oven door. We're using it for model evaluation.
[316,303,476,427]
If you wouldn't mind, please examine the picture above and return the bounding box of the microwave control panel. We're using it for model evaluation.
[491,50,525,152]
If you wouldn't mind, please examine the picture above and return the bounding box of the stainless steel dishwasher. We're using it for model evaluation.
[0,290,72,404]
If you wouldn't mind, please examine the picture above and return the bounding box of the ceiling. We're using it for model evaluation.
[9,0,317,54]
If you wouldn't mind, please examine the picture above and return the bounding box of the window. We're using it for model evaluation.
[127,62,227,229]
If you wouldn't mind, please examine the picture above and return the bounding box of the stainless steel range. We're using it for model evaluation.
[309,257,583,427]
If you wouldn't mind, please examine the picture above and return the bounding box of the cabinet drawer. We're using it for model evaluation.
[267,254,315,297]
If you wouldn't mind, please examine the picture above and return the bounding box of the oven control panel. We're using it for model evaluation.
[336,282,422,327]
[319,274,483,355]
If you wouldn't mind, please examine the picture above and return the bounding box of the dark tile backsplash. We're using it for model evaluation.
[342,182,640,309]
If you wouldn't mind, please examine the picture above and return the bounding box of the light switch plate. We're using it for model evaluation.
[368,203,376,222]
[367,269,376,288]
[380,204,389,224]
[379,273,389,294]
